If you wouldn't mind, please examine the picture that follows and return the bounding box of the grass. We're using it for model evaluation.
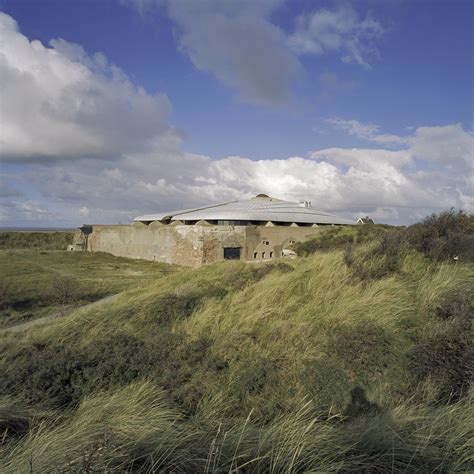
[0,216,472,471]
[1,382,472,472]
[0,231,74,250]
[0,249,180,328]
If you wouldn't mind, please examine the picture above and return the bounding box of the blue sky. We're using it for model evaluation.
[0,0,472,226]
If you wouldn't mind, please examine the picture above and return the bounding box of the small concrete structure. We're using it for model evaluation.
[73,194,353,267]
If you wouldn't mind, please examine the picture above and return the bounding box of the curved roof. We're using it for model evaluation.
[134,194,353,225]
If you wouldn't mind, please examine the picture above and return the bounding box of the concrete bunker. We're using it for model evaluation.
[72,194,355,267]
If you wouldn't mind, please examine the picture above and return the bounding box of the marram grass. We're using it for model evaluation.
[0,241,472,472]
[1,382,472,472]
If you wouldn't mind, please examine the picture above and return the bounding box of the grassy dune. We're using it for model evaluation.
[0,215,472,471]
[0,249,179,327]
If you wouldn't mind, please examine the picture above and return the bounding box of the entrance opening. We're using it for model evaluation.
[224,247,241,260]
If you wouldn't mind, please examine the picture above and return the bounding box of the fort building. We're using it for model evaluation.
[72,194,353,267]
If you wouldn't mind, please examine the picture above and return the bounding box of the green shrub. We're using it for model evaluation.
[231,357,273,399]
[410,324,473,403]
[301,359,352,414]
[435,288,473,323]
[48,274,82,306]
[326,320,392,384]
[158,334,212,413]
[407,209,474,262]
[0,343,83,407]
[75,334,160,399]
[344,230,407,281]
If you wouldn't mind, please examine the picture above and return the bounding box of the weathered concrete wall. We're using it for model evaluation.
[75,223,322,267]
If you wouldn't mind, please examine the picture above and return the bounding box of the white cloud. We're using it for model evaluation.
[0,200,59,223]
[122,1,385,106]
[18,120,472,226]
[327,119,474,168]
[288,5,385,68]
[326,118,380,140]
[408,124,474,168]
[79,206,90,217]
[0,12,178,160]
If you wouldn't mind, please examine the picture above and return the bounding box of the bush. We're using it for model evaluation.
[355,230,406,279]
[74,334,161,400]
[0,328,216,413]
[406,209,474,262]
[301,359,352,414]
[0,343,83,407]
[435,289,473,323]
[326,320,392,384]
[48,274,81,306]
[410,324,473,403]
[231,357,273,399]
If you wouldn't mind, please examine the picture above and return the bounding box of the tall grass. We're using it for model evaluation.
[1,382,472,472]
[0,214,472,471]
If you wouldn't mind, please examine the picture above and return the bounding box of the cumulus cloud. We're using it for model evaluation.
[288,4,385,68]
[0,12,178,161]
[408,124,474,169]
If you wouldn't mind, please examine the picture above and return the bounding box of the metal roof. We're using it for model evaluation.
[134,194,353,225]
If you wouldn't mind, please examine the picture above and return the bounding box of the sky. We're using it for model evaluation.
[0,0,472,227]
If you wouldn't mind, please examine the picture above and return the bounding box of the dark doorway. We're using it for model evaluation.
[224,247,241,260]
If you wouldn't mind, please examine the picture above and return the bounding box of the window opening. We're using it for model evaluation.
[223,247,241,260]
